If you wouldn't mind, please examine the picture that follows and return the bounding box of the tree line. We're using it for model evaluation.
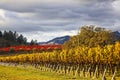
[0,30,37,47]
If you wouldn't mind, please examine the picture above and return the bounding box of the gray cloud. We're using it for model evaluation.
[0,0,120,41]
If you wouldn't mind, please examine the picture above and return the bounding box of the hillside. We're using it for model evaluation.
[112,31,120,42]
[39,36,70,45]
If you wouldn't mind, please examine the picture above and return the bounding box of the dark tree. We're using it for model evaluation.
[0,31,2,37]
[0,30,27,47]
[30,39,37,45]
[17,34,24,44]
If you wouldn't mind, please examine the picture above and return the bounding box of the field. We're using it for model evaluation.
[0,42,120,80]
[0,63,120,80]
[0,64,102,80]
[0,64,73,80]
[1,64,118,80]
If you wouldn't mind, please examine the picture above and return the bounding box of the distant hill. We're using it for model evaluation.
[112,31,120,42]
[39,36,70,45]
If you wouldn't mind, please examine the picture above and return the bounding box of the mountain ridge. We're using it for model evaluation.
[38,35,70,45]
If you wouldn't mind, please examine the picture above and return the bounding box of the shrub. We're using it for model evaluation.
[0,50,5,54]
[10,48,15,53]
[33,48,38,53]
[19,48,24,52]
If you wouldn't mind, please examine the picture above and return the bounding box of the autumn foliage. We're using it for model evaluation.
[0,45,62,52]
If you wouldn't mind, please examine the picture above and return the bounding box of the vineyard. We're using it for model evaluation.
[0,45,62,52]
[0,42,120,79]
[0,26,120,80]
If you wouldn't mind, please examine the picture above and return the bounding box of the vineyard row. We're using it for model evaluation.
[0,42,120,79]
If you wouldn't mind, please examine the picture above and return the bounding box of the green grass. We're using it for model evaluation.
[0,65,84,80]
[0,65,67,80]
[0,65,120,80]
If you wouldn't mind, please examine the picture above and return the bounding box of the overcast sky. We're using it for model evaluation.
[0,0,120,42]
